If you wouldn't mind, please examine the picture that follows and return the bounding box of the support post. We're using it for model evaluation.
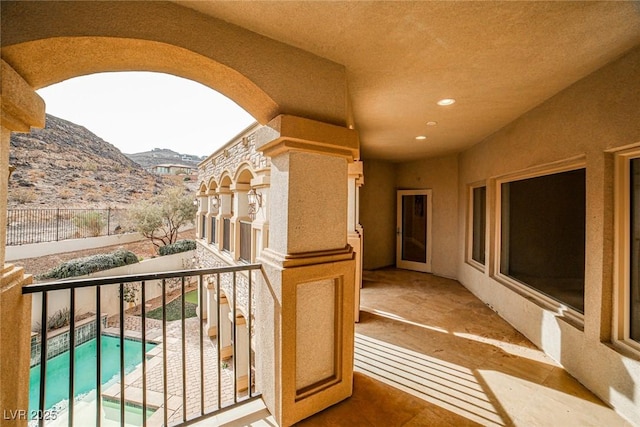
[255,115,359,426]
[0,59,45,426]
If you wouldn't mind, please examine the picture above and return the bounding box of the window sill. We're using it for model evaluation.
[465,258,486,274]
[607,340,640,362]
[493,273,585,331]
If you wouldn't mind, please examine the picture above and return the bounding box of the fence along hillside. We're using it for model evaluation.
[6,208,126,246]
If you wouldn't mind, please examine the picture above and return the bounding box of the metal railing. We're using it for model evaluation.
[239,221,252,263]
[6,208,126,246]
[23,264,261,427]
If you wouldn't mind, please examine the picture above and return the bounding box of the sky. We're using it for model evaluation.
[37,72,256,157]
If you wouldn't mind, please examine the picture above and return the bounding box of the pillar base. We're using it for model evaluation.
[257,247,355,426]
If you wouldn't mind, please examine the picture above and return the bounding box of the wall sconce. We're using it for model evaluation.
[210,194,220,211]
[211,194,220,213]
[247,188,263,220]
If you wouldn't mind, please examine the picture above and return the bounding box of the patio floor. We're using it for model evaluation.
[296,268,631,426]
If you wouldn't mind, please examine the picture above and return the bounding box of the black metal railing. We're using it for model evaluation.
[222,219,231,252]
[23,265,261,427]
[210,217,217,244]
[6,208,126,246]
[239,221,252,263]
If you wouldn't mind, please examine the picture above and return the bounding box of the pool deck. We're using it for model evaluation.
[100,314,241,426]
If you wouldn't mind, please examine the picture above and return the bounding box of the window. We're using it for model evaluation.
[223,218,231,252]
[499,168,586,313]
[470,186,486,265]
[239,221,252,263]
[629,159,640,343]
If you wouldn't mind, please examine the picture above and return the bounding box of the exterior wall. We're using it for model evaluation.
[31,251,195,328]
[360,159,396,269]
[457,46,640,424]
[5,232,147,261]
[396,154,459,279]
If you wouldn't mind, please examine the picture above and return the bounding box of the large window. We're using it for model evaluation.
[500,168,585,313]
[471,186,486,265]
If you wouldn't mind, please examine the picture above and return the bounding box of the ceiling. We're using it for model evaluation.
[177,1,640,162]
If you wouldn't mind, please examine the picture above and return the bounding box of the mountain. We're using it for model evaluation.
[8,114,173,208]
[125,148,205,169]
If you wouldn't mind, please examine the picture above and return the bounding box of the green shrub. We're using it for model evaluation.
[38,249,139,280]
[73,211,106,237]
[158,239,196,256]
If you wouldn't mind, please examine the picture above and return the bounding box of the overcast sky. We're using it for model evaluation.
[37,72,256,157]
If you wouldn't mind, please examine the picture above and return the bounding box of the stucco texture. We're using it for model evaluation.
[457,46,640,424]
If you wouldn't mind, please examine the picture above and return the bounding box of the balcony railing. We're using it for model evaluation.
[239,221,251,263]
[22,264,261,427]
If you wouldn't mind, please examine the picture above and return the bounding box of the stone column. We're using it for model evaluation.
[233,314,250,392]
[204,278,217,337]
[230,183,250,261]
[255,115,358,426]
[196,193,208,239]
[250,171,270,262]
[217,188,233,252]
[218,293,233,359]
[0,60,45,426]
[348,161,364,322]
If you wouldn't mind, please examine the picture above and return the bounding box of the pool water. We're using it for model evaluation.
[29,335,156,415]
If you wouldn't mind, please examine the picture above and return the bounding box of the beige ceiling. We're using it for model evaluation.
[178,1,640,162]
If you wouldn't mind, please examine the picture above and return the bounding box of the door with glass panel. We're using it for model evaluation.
[396,190,432,272]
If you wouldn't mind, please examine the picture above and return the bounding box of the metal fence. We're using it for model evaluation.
[23,264,262,427]
[6,208,126,246]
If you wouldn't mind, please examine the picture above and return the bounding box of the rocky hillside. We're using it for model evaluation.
[125,148,204,169]
[8,114,174,208]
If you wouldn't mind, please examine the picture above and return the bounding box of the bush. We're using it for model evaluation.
[73,211,105,237]
[159,239,196,256]
[11,187,36,204]
[38,249,139,280]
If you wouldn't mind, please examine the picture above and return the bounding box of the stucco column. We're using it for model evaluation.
[250,171,270,262]
[255,115,358,426]
[216,188,233,252]
[1,60,44,426]
[230,183,250,261]
[348,161,364,322]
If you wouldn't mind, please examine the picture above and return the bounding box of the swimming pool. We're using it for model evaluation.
[29,335,156,416]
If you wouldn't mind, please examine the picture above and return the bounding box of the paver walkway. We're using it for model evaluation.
[104,314,241,426]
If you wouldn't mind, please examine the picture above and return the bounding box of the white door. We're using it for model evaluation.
[396,190,432,272]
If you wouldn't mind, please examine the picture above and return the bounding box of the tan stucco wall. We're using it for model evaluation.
[360,159,396,270]
[0,1,348,127]
[396,154,459,279]
[458,46,640,424]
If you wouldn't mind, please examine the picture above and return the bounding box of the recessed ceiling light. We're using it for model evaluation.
[437,98,456,106]
[415,135,427,140]
[426,121,438,126]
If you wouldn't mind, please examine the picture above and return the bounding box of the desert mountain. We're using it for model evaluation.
[125,148,204,169]
[8,114,174,208]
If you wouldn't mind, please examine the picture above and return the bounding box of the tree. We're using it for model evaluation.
[127,187,197,250]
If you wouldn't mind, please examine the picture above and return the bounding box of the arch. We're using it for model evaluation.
[207,178,219,195]
[234,163,257,185]
[218,174,233,191]
[197,182,208,196]
[1,1,349,126]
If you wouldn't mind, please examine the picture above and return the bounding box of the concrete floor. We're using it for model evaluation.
[196,268,633,426]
